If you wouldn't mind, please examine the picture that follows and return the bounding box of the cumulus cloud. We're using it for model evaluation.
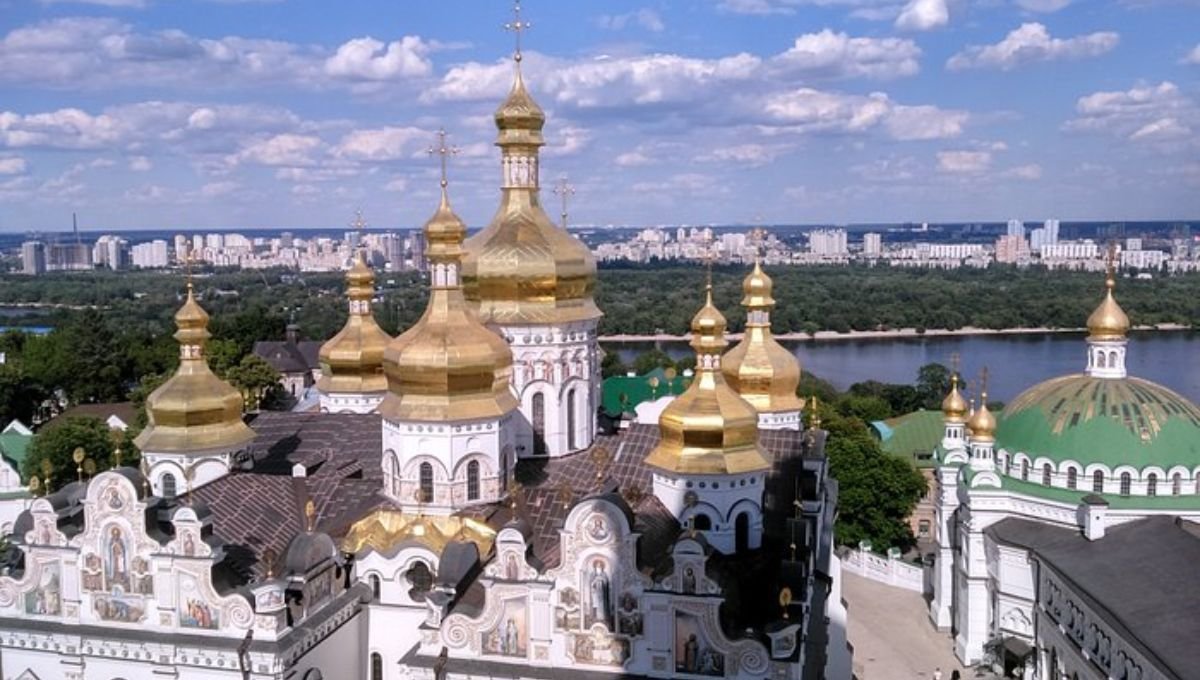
[1183,44,1200,65]
[1000,163,1043,180]
[323,36,433,81]
[760,89,967,140]
[937,150,991,174]
[0,157,27,175]
[615,150,655,167]
[0,108,124,149]
[895,0,949,31]
[334,126,428,161]
[596,9,665,32]
[232,134,322,166]
[947,23,1119,71]
[0,18,435,91]
[1064,81,1196,146]
[128,156,152,171]
[769,30,920,80]
[696,143,786,166]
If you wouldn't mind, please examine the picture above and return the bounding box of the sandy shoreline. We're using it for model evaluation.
[600,323,1192,343]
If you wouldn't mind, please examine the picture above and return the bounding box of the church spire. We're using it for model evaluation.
[1085,245,1130,379]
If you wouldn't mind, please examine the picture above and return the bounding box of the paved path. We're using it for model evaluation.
[842,571,974,680]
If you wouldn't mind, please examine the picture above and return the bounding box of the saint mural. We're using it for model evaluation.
[483,599,527,658]
[675,612,724,677]
[586,559,611,628]
[105,526,129,590]
[24,564,61,616]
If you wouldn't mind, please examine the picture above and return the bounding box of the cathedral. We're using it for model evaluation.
[928,267,1200,679]
[0,12,848,680]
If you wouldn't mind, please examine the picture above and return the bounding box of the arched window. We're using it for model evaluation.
[567,389,577,451]
[532,392,546,456]
[161,472,177,498]
[1172,472,1182,496]
[1021,460,1029,481]
[369,574,381,600]
[1067,468,1077,490]
[370,652,383,680]
[405,561,433,602]
[419,462,434,503]
[466,460,480,502]
[388,453,400,497]
[1092,470,1104,493]
[1147,473,1158,497]
[692,513,712,531]
[1042,464,1052,486]
[735,512,750,552]
[499,448,509,492]
[1097,352,1107,368]
[1119,472,1131,497]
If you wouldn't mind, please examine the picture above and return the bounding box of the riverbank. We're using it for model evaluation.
[600,323,1192,343]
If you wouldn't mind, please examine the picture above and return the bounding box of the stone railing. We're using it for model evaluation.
[840,547,925,593]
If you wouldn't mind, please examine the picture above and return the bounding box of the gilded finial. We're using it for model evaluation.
[1105,241,1118,287]
[83,458,96,479]
[39,458,52,493]
[506,480,525,512]
[590,445,612,485]
[304,499,316,532]
[113,443,122,468]
[73,447,85,483]
[556,482,572,510]
[779,587,793,619]
[504,0,530,65]
[553,175,575,230]
[427,128,459,190]
[262,548,278,580]
[184,246,196,295]
[29,475,40,496]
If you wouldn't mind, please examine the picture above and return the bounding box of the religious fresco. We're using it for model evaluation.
[616,592,643,637]
[570,628,629,666]
[104,525,131,591]
[179,573,219,629]
[582,556,612,629]
[23,563,61,616]
[81,552,103,591]
[675,611,724,677]
[554,587,581,631]
[93,590,146,623]
[482,598,527,658]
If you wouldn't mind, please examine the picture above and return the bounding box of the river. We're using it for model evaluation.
[605,330,1200,403]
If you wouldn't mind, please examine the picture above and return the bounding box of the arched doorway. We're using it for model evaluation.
[735,512,750,552]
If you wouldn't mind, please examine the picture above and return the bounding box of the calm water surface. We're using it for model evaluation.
[607,331,1200,403]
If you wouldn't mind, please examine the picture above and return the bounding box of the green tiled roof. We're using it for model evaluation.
[872,409,943,468]
[974,470,1200,511]
[996,374,1200,469]
[601,367,690,417]
[0,431,31,478]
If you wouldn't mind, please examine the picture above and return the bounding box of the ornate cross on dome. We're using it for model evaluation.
[183,247,197,294]
[977,366,990,399]
[949,351,961,381]
[427,128,459,189]
[504,0,531,64]
[553,175,575,229]
[1105,241,1118,283]
[349,208,368,256]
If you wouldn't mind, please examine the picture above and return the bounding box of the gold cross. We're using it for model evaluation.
[427,128,459,189]
[184,247,196,294]
[504,0,531,64]
[350,209,368,235]
[978,366,990,397]
[1105,241,1118,282]
[553,175,575,229]
[950,352,961,376]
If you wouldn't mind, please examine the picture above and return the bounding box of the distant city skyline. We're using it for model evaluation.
[1,0,1199,231]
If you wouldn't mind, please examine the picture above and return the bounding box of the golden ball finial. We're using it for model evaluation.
[941,374,968,422]
[741,259,774,308]
[1086,270,1129,340]
[967,393,997,442]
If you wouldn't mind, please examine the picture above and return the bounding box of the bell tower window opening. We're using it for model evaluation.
[532,392,546,456]
[161,472,177,499]
[419,462,434,503]
[567,389,577,451]
[467,460,480,501]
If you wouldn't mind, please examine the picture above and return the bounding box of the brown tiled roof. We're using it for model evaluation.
[253,340,322,374]
[44,402,138,430]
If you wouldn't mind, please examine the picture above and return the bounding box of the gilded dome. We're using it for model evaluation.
[1086,274,1129,340]
[317,254,391,396]
[941,375,968,422]
[381,186,518,423]
[134,286,256,454]
[996,375,1200,469]
[723,263,803,414]
[967,395,997,442]
[460,63,600,327]
[644,286,771,476]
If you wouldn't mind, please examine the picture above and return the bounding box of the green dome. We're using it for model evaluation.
[996,374,1200,470]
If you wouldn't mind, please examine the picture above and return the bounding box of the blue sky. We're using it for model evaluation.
[0,0,1197,231]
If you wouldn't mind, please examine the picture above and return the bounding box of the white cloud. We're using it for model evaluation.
[384,177,408,193]
[769,30,920,80]
[1065,81,1196,147]
[615,150,655,167]
[717,0,799,14]
[334,126,428,161]
[760,89,967,140]
[851,155,920,182]
[632,173,725,195]
[1183,44,1200,65]
[200,181,239,197]
[937,150,992,174]
[0,157,27,175]
[895,0,949,31]
[697,143,786,166]
[232,134,322,166]
[886,105,969,140]
[947,23,1119,71]
[323,36,433,81]
[544,125,592,157]
[596,9,666,32]
[128,155,152,171]
[0,108,124,149]
[1000,163,1043,180]
[1014,0,1072,11]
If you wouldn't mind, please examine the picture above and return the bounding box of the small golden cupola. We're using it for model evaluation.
[941,374,968,423]
[380,159,518,423]
[644,284,772,476]
[1084,252,1131,379]
[1086,270,1130,341]
[135,283,256,455]
[460,19,600,327]
[967,394,997,443]
[317,225,392,412]
[722,261,804,427]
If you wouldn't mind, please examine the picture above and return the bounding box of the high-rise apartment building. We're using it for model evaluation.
[863,232,882,257]
[1006,219,1025,240]
[132,240,170,269]
[20,241,46,275]
[408,229,426,271]
[809,228,848,256]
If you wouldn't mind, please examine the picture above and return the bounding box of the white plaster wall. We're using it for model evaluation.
[320,391,384,414]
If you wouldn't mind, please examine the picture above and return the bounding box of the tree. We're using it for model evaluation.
[821,411,927,551]
[23,417,127,493]
[58,309,126,404]
[632,349,675,376]
[916,362,951,410]
[226,355,283,411]
[0,363,44,427]
[600,350,627,379]
[205,338,243,379]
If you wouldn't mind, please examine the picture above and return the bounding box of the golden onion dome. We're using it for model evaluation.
[317,253,391,396]
[461,63,600,327]
[644,285,771,476]
[723,263,803,414]
[967,393,997,442]
[941,375,968,422]
[1086,272,1129,340]
[134,285,255,454]
[381,185,518,422]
